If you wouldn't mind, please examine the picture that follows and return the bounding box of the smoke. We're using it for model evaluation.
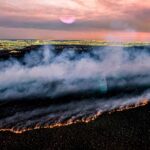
[0,45,150,132]
[0,45,150,100]
[0,90,149,131]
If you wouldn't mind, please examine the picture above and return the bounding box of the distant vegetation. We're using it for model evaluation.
[0,40,150,51]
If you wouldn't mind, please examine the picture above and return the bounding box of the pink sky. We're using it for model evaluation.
[0,0,150,41]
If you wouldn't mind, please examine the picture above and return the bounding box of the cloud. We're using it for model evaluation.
[0,0,149,39]
[0,14,149,32]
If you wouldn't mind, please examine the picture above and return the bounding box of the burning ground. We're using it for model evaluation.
[0,102,150,150]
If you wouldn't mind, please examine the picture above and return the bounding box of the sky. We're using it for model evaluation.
[0,0,150,41]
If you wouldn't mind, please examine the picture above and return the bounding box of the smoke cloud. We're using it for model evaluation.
[0,45,150,132]
[0,45,150,100]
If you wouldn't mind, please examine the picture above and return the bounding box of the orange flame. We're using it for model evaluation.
[0,99,149,134]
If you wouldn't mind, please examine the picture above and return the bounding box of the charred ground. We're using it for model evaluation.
[0,103,150,150]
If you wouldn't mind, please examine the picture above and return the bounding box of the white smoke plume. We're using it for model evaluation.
[0,45,150,132]
[0,45,150,100]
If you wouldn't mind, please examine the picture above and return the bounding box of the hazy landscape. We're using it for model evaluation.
[0,41,149,150]
[0,0,150,149]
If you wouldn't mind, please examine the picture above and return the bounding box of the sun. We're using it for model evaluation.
[59,16,76,24]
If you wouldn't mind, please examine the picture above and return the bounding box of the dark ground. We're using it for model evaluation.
[0,103,150,150]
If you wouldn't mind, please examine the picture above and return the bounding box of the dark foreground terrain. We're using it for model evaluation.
[0,103,150,150]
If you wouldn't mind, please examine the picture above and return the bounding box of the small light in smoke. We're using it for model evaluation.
[99,78,108,93]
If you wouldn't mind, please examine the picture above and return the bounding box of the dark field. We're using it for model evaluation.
[0,103,150,150]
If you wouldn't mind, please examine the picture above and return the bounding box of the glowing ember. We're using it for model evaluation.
[0,99,149,134]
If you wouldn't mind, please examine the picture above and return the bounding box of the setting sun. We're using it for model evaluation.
[60,16,76,24]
